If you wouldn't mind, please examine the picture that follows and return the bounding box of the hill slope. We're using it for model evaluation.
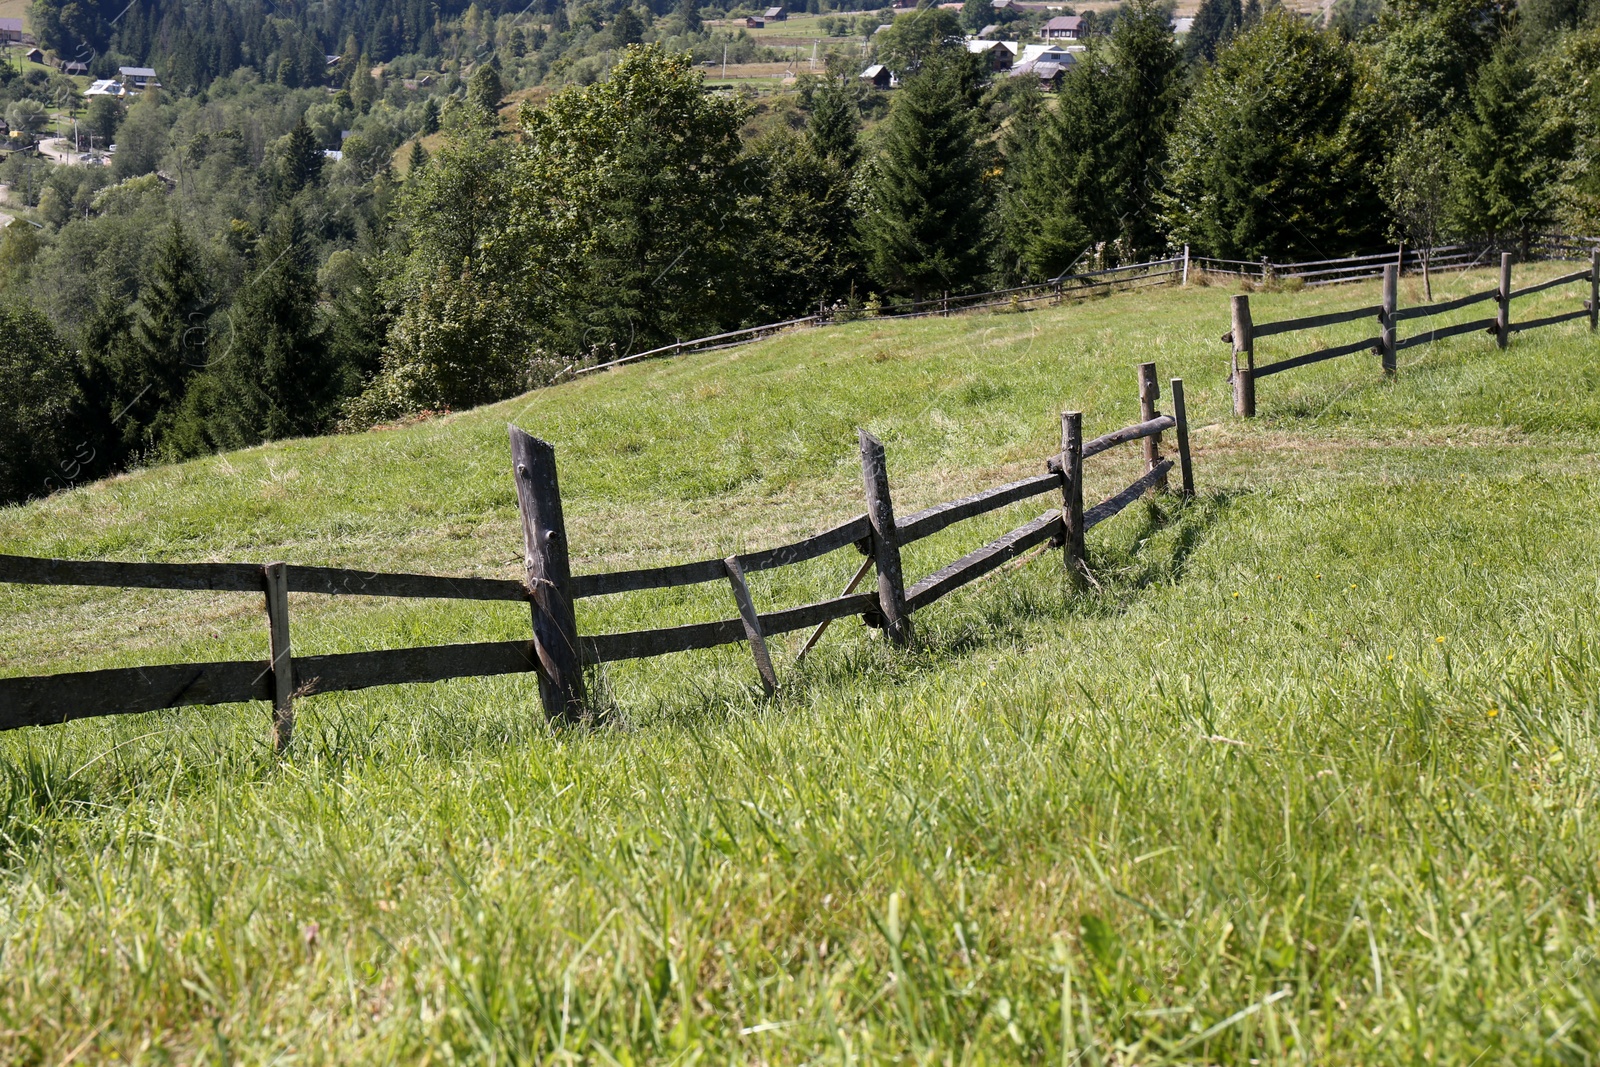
[3,267,1600,1063]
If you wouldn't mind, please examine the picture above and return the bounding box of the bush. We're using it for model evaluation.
[0,302,90,505]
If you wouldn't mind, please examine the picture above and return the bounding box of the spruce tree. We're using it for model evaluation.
[677,0,702,33]
[203,205,334,448]
[127,216,216,456]
[276,116,324,198]
[407,139,430,175]
[1448,39,1565,249]
[1185,0,1241,63]
[807,77,861,167]
[467,64,506,117]
[858,50,989,299]
[1106,0,1183,256]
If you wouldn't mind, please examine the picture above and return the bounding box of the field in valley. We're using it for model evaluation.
[1,266,1598,1063]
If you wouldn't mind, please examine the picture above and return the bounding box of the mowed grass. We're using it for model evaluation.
[1,265,1599,1064]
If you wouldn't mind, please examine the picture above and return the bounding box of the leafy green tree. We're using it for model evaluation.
[5,99,46,141]
[1160,13,1386,258]
[84,94,123,149]
[467,64,506,117]
[1383,126,1452,298]
[0,300,87,504]
[858,50,989,299]
[512,44,754,352]
[961,0,994,32]
[874,8,966,77]
[1448,39,1566,250]
[110,93,167,179]
[1372,0,1508,125]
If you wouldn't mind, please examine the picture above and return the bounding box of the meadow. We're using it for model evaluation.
[1,265,1598,1063]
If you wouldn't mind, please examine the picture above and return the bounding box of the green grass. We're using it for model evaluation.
[3,265,1600,1064]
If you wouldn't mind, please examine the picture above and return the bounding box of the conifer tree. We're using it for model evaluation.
[1449,38,1565,249]
[807,76,861,168]
[676,0,702,33]
[276,116,325,198]
[467,64,506,117]
[407,139,430,175]
[1106,0,1183,256]
[1185,0,1241,62]
[858,50,988,299]
[124,216,216,456]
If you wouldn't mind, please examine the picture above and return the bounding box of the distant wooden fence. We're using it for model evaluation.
[571,258,1186,378]
[1224,253,1600,417]
[0,364,1195,744]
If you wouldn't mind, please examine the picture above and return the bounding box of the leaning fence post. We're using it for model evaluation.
[1590,249,1598,333]
[1170,379,1194,498]
[1230,294,1255,418]
[1380,263,1398,376]
[263,562,294,751]
[509,426,587,721]
[1137,362,1166,495]
[1496,252,1512,349]
[858,429,911,646]
[724,555,778,696]
[1059,411,1086,587]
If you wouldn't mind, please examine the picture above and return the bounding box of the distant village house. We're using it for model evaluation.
[1042,15,1083,39]
[0,18,24,44]
[763,6,787,19]
[118,66,160,91]
[859,64,894,89]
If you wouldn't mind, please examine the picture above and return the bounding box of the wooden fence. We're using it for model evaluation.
[0,364,1195,744]
[1224,253,1600,417]
[571,257,1186,378]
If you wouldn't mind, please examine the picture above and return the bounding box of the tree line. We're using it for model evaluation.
[6,0,1600,506]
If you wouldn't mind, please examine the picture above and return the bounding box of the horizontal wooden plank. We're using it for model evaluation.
[1084,461,1174,529]
[569,515,870,599]
[0,659,271,731]
[896,473,1059,544]
[578,591,878,664]
[1390,287,1499,322]
[905,510,1062,612]
[287,566,529,601]
[1083,415,1175,460]
[296,641,541,695]
[0,554,263,592]
[1509,269,1590,299]
[1509,308,1590,334]
[1252,336,1380,379]
[1394,317,1498,350]
[1252,304,1382,339]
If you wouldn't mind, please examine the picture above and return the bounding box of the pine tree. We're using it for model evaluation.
[467,64,505,117]
[201,205,334,449]
[1448,39,1565,249]
[1106,0,1183,256]
[858,50,989,299]
[1185,0,1241,62]
[676,0,702,33]
[276,116,325,197]
[421,96,441,134]
[126,217,216,456]
[807,77,860,167]
[407,139,430,175]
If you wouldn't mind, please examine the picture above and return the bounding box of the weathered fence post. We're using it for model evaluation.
[1496,252,1513,349]
[1059,411,1086,586]
[1137,362,1166,495]
[1380,263,1398,376]
[1182,244,1191,287]
[1230,294,1255,418]
[509,426,587,721]
[723,555,778,696]
[1170,378,1195,499]
[263,562,294,751]
[858,430,912,646]
[1590,249,1598,333]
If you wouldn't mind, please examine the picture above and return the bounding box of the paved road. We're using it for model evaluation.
[38,137,106,166]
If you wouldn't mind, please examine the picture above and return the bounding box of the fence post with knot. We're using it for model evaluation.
[509,426,586,721]
[1230,294,1255,417]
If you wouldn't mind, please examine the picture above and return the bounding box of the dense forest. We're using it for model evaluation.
[3,0,1600,506]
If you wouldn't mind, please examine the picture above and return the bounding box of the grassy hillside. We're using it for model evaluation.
[2,265,1599,1064]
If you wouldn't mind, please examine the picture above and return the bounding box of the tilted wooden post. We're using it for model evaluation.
[1590,249,1598,333]
[1230,294,1255,418]
[1137,362,1166,495]
[1496,252,1512,350]
[1182,244,1190,287]
[1380,263,1398,376]
[1170,379,1195,499]
[509,426,586,721]
[263,562,294,751]
[858,429,911,646]
[1059,410,1086,587]
[724,555,778,696]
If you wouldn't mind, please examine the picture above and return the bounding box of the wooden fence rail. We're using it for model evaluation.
[1225,253,1600,417]
[0,365,1197,743]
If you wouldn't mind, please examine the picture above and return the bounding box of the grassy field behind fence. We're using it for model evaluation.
[2,265,1599,1064]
